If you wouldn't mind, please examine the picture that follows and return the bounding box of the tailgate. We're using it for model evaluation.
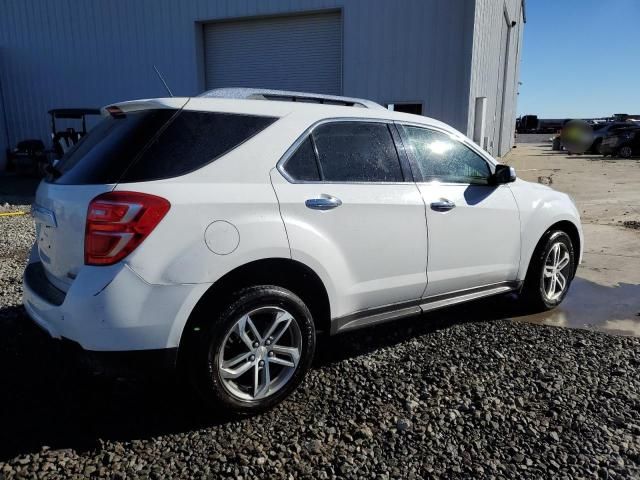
[34,181,112,292]
[33,98,189,292]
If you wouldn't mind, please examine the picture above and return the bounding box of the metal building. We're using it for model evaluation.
[0,0,525,171]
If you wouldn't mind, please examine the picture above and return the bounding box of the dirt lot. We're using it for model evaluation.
[502,139,640,335]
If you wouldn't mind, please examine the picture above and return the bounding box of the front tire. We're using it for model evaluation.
[522,231,575,311]
[618,145,633,159]
[193,285,315,414]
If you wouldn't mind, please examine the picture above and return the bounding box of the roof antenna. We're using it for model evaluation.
[153,65,174,97]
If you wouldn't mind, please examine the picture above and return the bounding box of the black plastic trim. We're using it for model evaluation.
[24,262,66,306]
[58,338,178,377]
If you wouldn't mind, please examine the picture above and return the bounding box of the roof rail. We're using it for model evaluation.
[198,87,385,110]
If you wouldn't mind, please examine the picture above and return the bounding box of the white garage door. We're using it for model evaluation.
[204,12,342,95]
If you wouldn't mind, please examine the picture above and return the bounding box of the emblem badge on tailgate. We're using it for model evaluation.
[31,205,57,228]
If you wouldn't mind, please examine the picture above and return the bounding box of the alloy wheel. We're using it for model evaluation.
[619,146,633,158]
[541,242,571,302]
[218,306,302,401]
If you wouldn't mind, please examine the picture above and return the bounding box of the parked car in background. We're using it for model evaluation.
[23,88,583,413]
[600,126,640,158]
[590,122,638,153]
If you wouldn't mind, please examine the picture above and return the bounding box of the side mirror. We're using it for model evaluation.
[493,164,517,184]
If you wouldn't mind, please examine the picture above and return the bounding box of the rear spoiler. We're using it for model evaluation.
[101,98,190,116]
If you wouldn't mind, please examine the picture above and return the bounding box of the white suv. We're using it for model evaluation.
[23,89,583,413]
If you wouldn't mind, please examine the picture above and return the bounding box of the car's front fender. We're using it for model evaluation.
[509,179,584,280]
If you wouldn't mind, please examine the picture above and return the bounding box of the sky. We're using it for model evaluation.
[517,0,640,119]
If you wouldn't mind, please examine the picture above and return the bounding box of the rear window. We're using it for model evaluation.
[51,109,277,184]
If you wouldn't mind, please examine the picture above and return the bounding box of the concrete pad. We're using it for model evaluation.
[503,142,640,335]
[580,223,640,287]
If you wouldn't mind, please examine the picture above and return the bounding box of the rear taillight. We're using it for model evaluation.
[85,191,170,266]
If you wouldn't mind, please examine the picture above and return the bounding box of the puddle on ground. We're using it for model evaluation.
[513,277,640,336]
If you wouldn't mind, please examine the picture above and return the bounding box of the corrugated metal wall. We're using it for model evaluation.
[0,71,7,159]
[342,0,475,132]
[0,0,517,170]
[467,0,524,157]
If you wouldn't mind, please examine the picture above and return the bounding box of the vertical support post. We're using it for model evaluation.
[473,97,487,148]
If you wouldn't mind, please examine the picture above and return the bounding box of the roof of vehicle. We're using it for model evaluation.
[106,95,459,138]
[103,92,490,185]
[198,87,386,110]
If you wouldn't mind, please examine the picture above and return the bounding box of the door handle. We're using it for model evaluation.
[430,199,456,212]
[305,195,342,211]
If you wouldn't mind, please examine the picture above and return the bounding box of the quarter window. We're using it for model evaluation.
[282,137,321,181]
[403,126,491,184]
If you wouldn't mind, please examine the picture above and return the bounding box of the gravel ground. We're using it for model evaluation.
[0,205,33,309]
[1,208,639,479]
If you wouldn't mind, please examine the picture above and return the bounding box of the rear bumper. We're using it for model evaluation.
[70,342,178,376]
[23,258,209,352]
[39,331,178,376]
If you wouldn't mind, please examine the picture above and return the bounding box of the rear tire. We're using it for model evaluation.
[192,285,315,414]
[521,230,575,311]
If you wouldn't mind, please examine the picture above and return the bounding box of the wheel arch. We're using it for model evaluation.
[524,220,582,279]
[177,258,331,363]
[551,220,581,271]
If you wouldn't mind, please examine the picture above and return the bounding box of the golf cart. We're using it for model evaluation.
[49,108,101,159]
[5,108,100,176]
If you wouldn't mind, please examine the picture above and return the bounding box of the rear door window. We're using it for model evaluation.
[52,110,277,185]
[312,122,404,182]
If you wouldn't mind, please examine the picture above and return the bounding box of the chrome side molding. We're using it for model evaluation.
[419,283,516,313]
[332,281,521,334]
